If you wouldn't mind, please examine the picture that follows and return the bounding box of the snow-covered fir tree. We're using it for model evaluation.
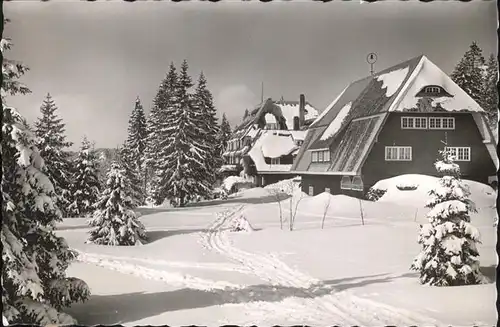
[145,62,179,205]
[34,93,74,217]
[125,96,148,198]
[157,60,212,206]
[68,136,101,217]
[216,113,232,159]
[117,142,144,207]
[87,163,147,246]
[410,147,485,286]
[2,25,90,325]
[482,54,498,132]
[193,71,221,189]
[451,42,486,108]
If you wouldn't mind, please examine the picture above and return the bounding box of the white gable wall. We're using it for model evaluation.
[391,56,484,113]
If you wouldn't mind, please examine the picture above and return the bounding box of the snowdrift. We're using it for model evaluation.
[371,174,496,208]
[263,177,301,193]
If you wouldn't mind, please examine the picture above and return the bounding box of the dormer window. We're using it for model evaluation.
[415,85,452,98]
[425,86,440,93]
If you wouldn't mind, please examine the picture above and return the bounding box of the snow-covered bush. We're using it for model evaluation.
[410,148,485,286]
[230,214,254,233]
[365,187,387,201]
[222,175,253,194]
[2,28,90,325]
[87,163,147,246]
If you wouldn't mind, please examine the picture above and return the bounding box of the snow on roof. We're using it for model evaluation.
[244,125,260,138]
[248,131,297,172]
[320,101,352,141]
[264,113,276,124]
[393,56,484,112]
[261,132,297,158]
[376,66,410,97]
[274,101,319,130]
[310,86,348,127]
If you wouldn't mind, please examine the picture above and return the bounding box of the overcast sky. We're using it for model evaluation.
[4,0,497,149]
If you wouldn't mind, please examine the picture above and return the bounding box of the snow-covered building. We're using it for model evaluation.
[291,55,498,197]
[220,95,319,186]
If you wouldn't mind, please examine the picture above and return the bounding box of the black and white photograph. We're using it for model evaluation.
[2,0,498,326]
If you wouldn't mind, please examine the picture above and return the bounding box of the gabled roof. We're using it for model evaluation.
[234,98,319,134]
[292,55,490,175]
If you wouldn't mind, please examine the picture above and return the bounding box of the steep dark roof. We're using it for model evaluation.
[292,55,424,174]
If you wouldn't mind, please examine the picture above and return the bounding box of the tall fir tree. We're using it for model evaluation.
[193,71,221,188]
[68,137,101,217]
[482,54,498,132]
[451,42,486,108]
[34,93,74,217]
[157,60,212,206]
[125,96,148,198]
[410,147,485,286]
[145,63,179,205]
[2,23,90,325]
[87,163,147,246]
[243,108,249,119]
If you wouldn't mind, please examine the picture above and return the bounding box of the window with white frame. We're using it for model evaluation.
[325,187,331,193]
[351,176,364,191]
[429,117,455,130]
[311,149,331,163]
[445,147,471,161]
[308,186,314,196]
[385,146,412,161]
[401,117,428,129]
[425,86,440,93]
[340,176,352,190]
[271,157,280,165]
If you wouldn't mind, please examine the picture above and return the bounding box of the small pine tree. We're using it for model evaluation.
[2,25,90,324]
[411,147,484,286]
[125,96,148,199]
[87,163,147,246]
[243,108,249,119]
[34,93,74,217]
[451,42,486,108]
[482,54,498,133]
[68,137,101,217]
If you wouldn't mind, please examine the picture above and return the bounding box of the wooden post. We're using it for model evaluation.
[359,198,365,225]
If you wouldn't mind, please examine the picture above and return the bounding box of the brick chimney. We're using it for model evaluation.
[299,94,306,128]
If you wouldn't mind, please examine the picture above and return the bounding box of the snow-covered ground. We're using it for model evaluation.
[58,177,497,326]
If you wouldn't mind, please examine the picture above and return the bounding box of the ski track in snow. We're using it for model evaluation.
[199,204,445,326]
[75,250,251,274]
[76,251,244,291]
